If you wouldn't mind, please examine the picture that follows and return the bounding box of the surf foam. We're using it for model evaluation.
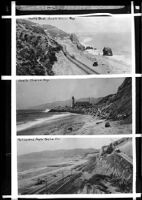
[17,113,72,132]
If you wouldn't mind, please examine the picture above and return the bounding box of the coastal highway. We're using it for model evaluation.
[62,45,100,75]
[118,152,133,165]
[115,152,133,165]
[26,173,81,194]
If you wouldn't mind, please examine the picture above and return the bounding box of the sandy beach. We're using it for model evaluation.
[83,51,131,74]
[17,112,132,135]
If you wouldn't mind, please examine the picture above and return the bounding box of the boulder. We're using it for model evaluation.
[92,58,98,67]
[105,122,111,127]
[68,127,73,131]
[103,47,113,56]
[93,61,98,67]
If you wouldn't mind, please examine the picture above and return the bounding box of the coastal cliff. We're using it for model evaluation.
[96,77,132,123]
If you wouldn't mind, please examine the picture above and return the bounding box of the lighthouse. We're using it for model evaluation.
[72,96,75,108]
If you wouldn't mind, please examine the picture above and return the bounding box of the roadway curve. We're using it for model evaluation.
[62,46,100,75]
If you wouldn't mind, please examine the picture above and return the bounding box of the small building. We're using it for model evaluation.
[71,96,75,108]
[75,101,92,107]
[71,96,92,108]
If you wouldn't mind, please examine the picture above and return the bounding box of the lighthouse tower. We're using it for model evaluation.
[72,96,75,108]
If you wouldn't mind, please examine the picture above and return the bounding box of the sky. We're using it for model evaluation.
[29,15,132,34]
[17,137,118,155]
[16,78,124,109]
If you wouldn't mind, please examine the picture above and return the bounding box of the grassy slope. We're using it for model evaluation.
[16,19,62,75]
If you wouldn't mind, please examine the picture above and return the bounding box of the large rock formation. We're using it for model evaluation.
[103,47,113,56]
[70,33,85,51]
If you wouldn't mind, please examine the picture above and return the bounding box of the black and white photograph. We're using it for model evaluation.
[1,1,142,200]
[16,78,132,135]
[17,137,133,194]
[16,16,132,75]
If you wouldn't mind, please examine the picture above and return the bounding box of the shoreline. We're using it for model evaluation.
[17,112,77,132]
[17,112,132,135]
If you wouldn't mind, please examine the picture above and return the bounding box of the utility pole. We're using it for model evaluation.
[62,170,64,181]
[71,168,72,176]
[45,177,47,194]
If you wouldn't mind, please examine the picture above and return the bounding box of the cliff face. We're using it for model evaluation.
[96,78,132,123]
[89,152,132,193]
[70,33,85,51]
[16,19,62,75]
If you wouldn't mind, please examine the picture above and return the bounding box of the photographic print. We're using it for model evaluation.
[17,137,133,194]
[16,78,132,135]
[16,16,132,75]
[1,1,142,200]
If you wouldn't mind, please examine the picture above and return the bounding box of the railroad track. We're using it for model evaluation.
[53,173,81,194]
[26,176,62,194]
[27,173,81,194]
[53,176,71,194]
[62,46,100,75]
[26,174,72,194]
[73,56,100,74]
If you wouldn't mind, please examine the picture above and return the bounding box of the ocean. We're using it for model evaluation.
[78,32,132,55]
[17,109,71,134]
[18,156,65,173]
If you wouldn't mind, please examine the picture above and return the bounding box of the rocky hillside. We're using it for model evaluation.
[96,78,132,123]
[16,19,86,75]
[16,19,62,75]
[70,138,133,194]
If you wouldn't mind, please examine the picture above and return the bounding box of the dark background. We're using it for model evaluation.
[136,78,142,133]
[0,0,141,199]
[135,16,142,74]
[0,81,11,196]
[136,137,142,193]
